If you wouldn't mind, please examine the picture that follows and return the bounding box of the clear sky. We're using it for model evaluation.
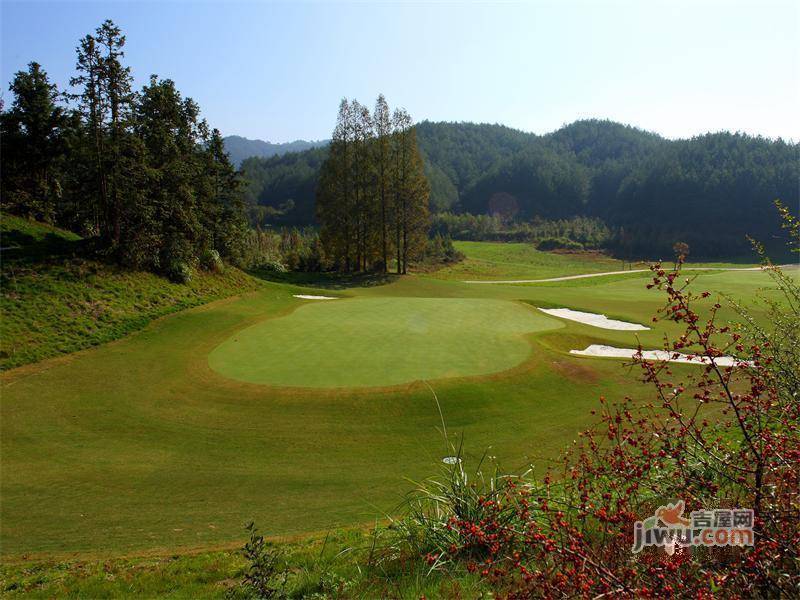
[2,0,798,142]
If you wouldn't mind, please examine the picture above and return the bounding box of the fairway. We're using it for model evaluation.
[0,246,790,557]
[209,297,561,387]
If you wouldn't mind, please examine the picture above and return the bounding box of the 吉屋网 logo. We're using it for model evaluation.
[632,500,754,554]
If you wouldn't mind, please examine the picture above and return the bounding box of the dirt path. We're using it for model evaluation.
[464,264,797,284]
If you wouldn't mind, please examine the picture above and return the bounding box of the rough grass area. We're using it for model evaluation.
[0,528,486,599]
[1,214,261,370]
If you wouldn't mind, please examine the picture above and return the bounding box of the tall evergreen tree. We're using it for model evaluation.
[391,108,429,274]
[133,76,202,272]
[198,126,249,264]
[351,100,375,271]
[70,32,107,235]
[95,19,135,245]
[316,97,430,273]
[317,99,355,270]
[0,62,66,222]
[2,20,251,279]
[373,94,392,272]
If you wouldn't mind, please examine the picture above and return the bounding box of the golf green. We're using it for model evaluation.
[208,297,562,387]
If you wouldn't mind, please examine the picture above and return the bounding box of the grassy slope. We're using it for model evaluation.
[431,241,760,281]
[1,214,260,370]
[432,241,623,280]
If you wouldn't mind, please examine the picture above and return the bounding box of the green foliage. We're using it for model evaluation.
[317,97,429,274]
[166,260,192,284]
[0,62,67,223]
[233,522,287,599]
[393,450,524,570]
[460,145,591,219]
[432,213,612,248]
[239,227,325,273]
[241,148,328,226]
[200,249,224,273]
[605,132,799,257]
[1,20,250,276]
[238,119,798,259]
[419,233,465,267]
[0,527,490,599]
[536,236,583,251]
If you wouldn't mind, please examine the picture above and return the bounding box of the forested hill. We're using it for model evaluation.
[239,119,798,258]
[223,135,327,166]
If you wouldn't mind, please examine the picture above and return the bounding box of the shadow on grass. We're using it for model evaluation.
[248,268,399,290]
[1,231,88,263]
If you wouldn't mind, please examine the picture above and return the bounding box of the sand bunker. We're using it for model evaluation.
[293,294,338,300]
[538,307,649,331]
[570,344,747,367]
[442,456,461,465]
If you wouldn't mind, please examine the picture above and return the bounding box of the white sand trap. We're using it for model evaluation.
[538,307,649,331]
[570,344,748,367]
[442,456,461,465]
[293,294,338,300]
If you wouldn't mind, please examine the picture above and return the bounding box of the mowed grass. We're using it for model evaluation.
[0,237,788,561]
[430,240,762,281]
[209,297,561,387]
[431,241,623,280]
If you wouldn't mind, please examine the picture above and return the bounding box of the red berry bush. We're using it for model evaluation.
[401,207,799,598]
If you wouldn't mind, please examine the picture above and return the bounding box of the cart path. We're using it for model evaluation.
[464,264,798,284]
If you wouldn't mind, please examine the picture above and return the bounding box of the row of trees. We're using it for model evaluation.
[430,212,613,249]
[1,20,248,278]
[316,96,429,273]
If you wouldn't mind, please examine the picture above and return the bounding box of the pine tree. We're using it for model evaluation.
[351,100,375,271]
[392,109,430,274]
[373,94,392,272]
[133,76,202,273]
[95,19,135,245]
[317,99,355,270]
[198,127,248,264]
[70,33,107,235]
[0,62,66,222]
[317,97,430,274]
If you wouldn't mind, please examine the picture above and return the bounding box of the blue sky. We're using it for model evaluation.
[2,1,797,142]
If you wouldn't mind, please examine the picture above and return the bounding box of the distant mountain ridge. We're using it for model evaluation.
[223,135,328,166]
[237,119,798,258]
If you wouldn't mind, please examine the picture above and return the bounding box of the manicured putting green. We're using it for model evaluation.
[209,297,561,387]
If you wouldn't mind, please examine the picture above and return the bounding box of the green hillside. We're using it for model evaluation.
[239,120,798,258]
[0,214,260,370]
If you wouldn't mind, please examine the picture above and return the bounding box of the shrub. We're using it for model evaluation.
[418,234,465,268]
[231,522,287,599]
[165,260,192,284]
[200,249,224,273]
[257,258,288,273]
[536,236,583,251]
[407,206,800,597]
[393,451,526,573]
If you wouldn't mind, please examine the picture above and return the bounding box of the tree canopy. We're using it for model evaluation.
[1,21,249,279]
[239,119,798,258]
